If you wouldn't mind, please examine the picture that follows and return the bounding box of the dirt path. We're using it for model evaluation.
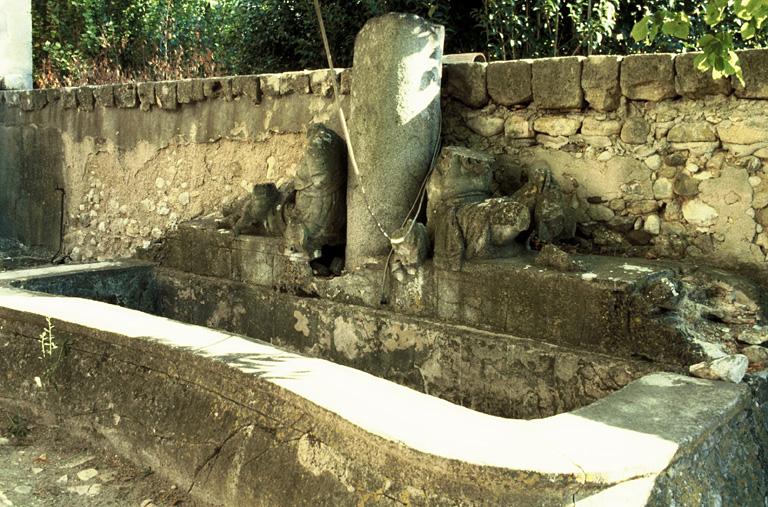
[0,407,210,507]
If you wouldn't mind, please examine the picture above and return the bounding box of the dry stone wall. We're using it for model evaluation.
[2,49,768,275]
[442,48,768,276]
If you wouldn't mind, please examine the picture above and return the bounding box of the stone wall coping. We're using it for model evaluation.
[444,48,768,110]
[2,48,765,113]
[0,261,750,496]
[0,68,353,112]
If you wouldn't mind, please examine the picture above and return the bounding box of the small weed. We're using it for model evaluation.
[5,414,30,440]
[39,317,57,359]
[38,317,70,385]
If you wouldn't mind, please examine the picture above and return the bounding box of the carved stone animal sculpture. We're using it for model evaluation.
[284,124,347,259]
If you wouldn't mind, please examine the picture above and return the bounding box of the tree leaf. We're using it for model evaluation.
[740,21,756,39]
[630,15,652,42]
[704,0,726,26]
[662,12,691,39]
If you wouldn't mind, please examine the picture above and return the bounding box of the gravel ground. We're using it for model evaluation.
[0,407,211,507]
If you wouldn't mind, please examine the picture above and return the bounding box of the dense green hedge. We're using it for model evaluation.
[31,0,767,88]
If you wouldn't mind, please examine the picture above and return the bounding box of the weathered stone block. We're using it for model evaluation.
[75,86,95,111]
[717,118,768,145]
[667,122,718,143]
[60,88,76,109]
[308,69,336,98]
[45,88,60,104]
[176,79,204,104]
[674,174,701,197]
[280,72,311,95]
[487,60,532,107]
[466,114,504,137]
[504,115,534,139]
[533,116,582,136]
[114,83,137,108]
[653,177,674,199]
[682,199,718,226]
[232,75,261,104]
[339,68,352,95]
[19,90,47,111]
[582,55,621,111]
[621,54,676,101]
[532,57,583,109]
[581,117,622,136]
[3,91,20,108]
[442,62,488,108]
[259,73,281,97]
[675,53,732,98]
[620,117,650,144]
[155,81,178,110]
[137,82,155,111]
[202,77,233,100]
[734,49,768,98]
[93,85,115,108]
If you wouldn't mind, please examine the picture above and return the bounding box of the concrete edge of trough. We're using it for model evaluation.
[0,262,754,505]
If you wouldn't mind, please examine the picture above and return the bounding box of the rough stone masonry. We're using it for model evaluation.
[2,49,768,280]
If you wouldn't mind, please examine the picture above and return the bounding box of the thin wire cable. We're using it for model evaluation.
[312,0,390,241]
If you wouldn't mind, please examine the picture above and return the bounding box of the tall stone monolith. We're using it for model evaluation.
[345,13,444,270]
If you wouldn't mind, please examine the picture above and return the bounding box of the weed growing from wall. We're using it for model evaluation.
[38,317,69,386]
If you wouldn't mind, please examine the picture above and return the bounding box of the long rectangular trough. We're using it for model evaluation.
[0,262,767,506]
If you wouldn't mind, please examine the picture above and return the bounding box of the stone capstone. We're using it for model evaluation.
[674,52,733,98]
[733,49,768,99]
[581,55,621,111]
[346,13,444,269]
[137,82,155,111]
[442,63,488,108]
[155,81,178,110]
[75,86,95,111]
[93,85,115,108]
[620,54,677,101]
[114,83,137,108]
[231,75,261,104]
[177,79,205,104]
[486,60,533,106]
[532,57,583,109]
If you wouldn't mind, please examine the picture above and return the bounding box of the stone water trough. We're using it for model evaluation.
[2,11,768,507]
[0,260,766,506]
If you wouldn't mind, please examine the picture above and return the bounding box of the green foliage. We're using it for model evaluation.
[632,0,768,83]
[33,0,224,85]
[31,0,767,88]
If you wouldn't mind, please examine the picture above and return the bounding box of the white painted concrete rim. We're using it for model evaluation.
[0,261,746,493]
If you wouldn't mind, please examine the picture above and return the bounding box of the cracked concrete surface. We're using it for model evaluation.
[0,264,765,505]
